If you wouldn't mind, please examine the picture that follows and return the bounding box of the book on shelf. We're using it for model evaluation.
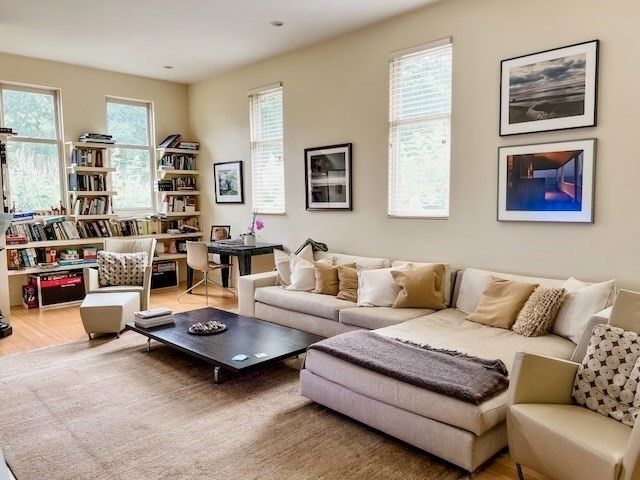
[0,127,17,135]
[157,134,181,148]
[79,133,114,144]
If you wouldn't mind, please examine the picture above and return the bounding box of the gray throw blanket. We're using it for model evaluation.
[308,331,509,405]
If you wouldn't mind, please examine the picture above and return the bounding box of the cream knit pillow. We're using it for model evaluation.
[512,286,566,337]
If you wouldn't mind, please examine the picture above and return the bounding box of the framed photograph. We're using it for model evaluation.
[500,40,599,136]
[305,143,352,211]
[210,225,231,241]
[214,161,244,204]
[497,139,596,223]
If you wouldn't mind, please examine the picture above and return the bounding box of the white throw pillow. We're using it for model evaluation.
[274,244,314,286]
[552,278,616,343]
[285,255,333,292]
[357,268,402,307]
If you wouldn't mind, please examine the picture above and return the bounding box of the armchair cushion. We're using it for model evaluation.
[98,251,149,287]
[573,323,640,427]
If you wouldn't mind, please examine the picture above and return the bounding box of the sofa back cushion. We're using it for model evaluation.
[456,268,565,315]
[315,251,391,270]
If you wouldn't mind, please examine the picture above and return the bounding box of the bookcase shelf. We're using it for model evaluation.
[66,142,115,219]
[157,169,199,177]
[162,212,200,218]
[157,190,200,196]
[156,146,200,228]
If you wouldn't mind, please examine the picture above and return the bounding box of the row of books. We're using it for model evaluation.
[156,178,197,191]
[158,154,196,171]
[160,196,197,213]
[69,173,108,192]
[6,216,201,245]
[8,247,96,270]
[0,127,16,135]
[79,133,114,144]
[71,147,105,167]
[71,196,111,216]
[178,141,199,150]
[8,218,80,243]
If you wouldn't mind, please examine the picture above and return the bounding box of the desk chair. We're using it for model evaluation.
[178,241,235,305]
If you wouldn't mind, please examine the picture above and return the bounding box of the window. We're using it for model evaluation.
[249,83,285,214]
[388,38,452,218]
[107,97,154,211]
[0,85,62,212]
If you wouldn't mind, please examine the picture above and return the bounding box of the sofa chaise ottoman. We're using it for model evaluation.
[300,267,614,472]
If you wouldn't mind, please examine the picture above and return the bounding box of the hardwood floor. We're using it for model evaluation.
[0,282,550,480]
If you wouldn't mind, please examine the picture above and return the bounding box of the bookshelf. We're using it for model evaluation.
[156,147,200,250]
[65,142,116,219]
[2,138,205,308]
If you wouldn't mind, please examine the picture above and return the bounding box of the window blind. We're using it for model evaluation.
[388,40,452,218]
[249,85,285,214]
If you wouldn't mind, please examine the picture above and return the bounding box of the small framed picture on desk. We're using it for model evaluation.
[210,225,231,241]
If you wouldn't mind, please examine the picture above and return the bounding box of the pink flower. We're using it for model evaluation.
[248,211,265,234]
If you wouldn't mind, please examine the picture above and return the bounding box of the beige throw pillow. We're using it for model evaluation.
[337,265,358,302]
[465,276,538,329]
[391,264,447,309]
[512,286,566,337]
[313,262,356,296]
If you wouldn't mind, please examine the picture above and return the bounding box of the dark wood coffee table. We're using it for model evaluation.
[125,307,324,384]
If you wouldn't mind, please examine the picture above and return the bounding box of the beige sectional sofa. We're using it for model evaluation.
[238,251,614,472]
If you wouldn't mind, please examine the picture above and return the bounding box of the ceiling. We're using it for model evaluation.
[0,0,439,84]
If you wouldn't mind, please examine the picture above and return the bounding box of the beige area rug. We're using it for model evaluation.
[0,332,464,480]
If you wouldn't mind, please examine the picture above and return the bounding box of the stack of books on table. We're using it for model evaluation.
[134,308,174,328]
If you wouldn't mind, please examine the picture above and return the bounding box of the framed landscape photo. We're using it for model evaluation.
[497,139,596,223]
[305,143,352,211]
[500,40,599,136]
[214,161,244,204]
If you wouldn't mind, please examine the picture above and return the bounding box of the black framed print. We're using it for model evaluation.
[305,143,352,211]
[497,139,596,223]
[500,40,599,136]
[214,161,244,204]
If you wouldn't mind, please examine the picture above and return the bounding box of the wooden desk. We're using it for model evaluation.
[186,242,283,289]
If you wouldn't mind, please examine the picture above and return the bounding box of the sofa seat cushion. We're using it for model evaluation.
[509,404,631,480]
[305,309,575,435]
[339,307,435,330]
[254,286,355,321]
[377,309,575,370]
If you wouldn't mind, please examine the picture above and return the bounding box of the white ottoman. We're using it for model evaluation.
[80,292,140,339]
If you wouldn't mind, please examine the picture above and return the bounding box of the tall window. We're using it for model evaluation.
[388,38,452,218]
[0,85,62,212]
[249,83,285,214]
[107,97,154,211]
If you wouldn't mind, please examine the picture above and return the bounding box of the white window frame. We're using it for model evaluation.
[388,38,452,219]
[0,83,64,213]
[106,96,155,214]
[249,82,285,215]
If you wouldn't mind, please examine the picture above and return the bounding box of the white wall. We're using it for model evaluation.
[0,52,191,306]
[189,0,640,289]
